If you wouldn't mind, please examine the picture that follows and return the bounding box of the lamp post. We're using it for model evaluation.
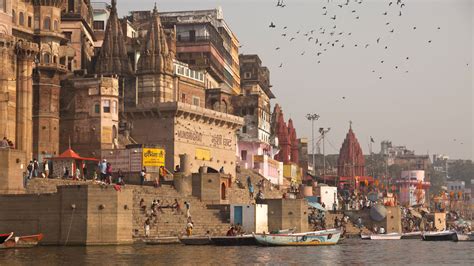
[319,127,331,183]
[306,113,320,176]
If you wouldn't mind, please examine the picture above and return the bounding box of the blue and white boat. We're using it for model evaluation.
[253,229,341,246]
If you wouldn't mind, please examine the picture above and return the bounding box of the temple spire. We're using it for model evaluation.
[95,0,133,76]
[136,2,173,75]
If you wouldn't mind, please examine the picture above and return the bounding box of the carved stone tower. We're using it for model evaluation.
[32,0,68,160]
[136,3,175,106]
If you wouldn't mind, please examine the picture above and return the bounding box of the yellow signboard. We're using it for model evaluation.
[195,148,211,161]
[142,148,165,167]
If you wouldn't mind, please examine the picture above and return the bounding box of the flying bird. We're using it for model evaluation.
[275,47,280,50]
[290,37,296,41]
[279,63,283,68]
[331,15,336,20]
[269,22,276,28]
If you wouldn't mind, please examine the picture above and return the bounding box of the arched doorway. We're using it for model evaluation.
[221,182,226,200]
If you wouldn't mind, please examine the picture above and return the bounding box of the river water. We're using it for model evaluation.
[1,239,472,265]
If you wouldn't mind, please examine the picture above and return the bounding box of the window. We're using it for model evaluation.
[94,103,100,114]
[63,31,72,42]
[43,17,51,30]
[54,20,58,31]
[0,0,5,13]
[112,101,117,114]
[103,100,110,113]
[28,16,32,28]
[189,30,196,41]
[12,10,16,24]
[192,96,200,107]
[244,72,251,79]
[181,93,186,103]
[68,0,75,13]
[43,53,50,64]
[242,126,247,133]
[93,20,105,31]
[19,12,24,26]
[241,150,247,161]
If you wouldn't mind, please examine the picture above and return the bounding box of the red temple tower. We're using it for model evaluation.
[288,119,299,164]
[337,124,366,177]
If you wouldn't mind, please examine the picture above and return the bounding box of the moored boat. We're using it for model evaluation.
[0,233,43,249]
[0,233,13,245]
[143,236,180,245]
[452,232,473,242]
[253,229,341,246]
[422,230,456,241]
[370,233,402,240]
[179,236,212,245]
[360,234,371,240]
[210,235,257,246]
[401,231,422,240]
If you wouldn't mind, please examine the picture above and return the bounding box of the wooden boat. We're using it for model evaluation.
[422,230,456,241]
[370,233,402,240]
[0,233,13,245]
[253,229,341,246]
[0,234,43,249]
[360,234,371,240]
[401,231,422,239]
[143,236,180,245]
[179,236,212,245]
[210,235,257,246]
[453,232,474,242]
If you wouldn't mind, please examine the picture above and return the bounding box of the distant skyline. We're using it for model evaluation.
[116,0,473,160]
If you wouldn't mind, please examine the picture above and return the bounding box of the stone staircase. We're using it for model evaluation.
[325,212,371,236]
[229,169,284,204]
[132,185,231,238]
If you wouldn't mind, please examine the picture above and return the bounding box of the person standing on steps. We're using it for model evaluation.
[248,182,254,201]
[140,166,146,186]
[184,201,191,218]
[144,218,151,238]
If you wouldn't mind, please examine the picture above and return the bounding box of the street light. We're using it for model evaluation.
[306,113,320,176]
[319,127,331,182]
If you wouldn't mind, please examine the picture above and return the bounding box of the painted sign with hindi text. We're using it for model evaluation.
[142,148,165,167]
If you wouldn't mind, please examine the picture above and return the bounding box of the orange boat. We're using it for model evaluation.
[0,233,44,249]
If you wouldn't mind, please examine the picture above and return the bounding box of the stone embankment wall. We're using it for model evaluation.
[0,183,133,245]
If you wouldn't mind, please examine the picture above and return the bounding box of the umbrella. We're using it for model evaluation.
[308,202,327,212]
[409,209,422,219]
[370,204,387,222]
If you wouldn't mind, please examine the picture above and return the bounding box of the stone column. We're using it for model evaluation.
[15,42,38,159]
[0,35,16,142]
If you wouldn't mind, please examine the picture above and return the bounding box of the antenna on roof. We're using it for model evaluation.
[68,136,71,149]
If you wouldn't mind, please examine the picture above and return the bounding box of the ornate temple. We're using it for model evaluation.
[337,124,366,177]
[272,104,299,165]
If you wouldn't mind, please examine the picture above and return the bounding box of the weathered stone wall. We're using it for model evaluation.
[0,149,26,194]
[265,199,309,233]
[0,184,133,245]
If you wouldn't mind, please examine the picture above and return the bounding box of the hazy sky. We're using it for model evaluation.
[117,0,474,160]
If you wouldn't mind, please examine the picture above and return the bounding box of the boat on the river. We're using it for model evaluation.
[452,232,473,242]
[179,236,212,245]
[253,229,341,246]
[370,233,402,240]
[401,231,422,240]
[0,233,43,249]
[210,235,257,246]
[360,234,371,240]
[143,236,180,245]
[422,230,456,241]
[0,233,13,245]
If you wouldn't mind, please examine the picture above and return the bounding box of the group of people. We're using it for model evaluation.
[226,223,244,236]
[0,137,14,149]
[140,197,193,237]
[246,176,266,204]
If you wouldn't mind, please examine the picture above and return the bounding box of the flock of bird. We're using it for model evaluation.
[268,0,444,80]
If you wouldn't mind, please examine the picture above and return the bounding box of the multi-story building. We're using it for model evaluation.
[157,7,241,95]
[396,170,430,206]
[60,0,95,72]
